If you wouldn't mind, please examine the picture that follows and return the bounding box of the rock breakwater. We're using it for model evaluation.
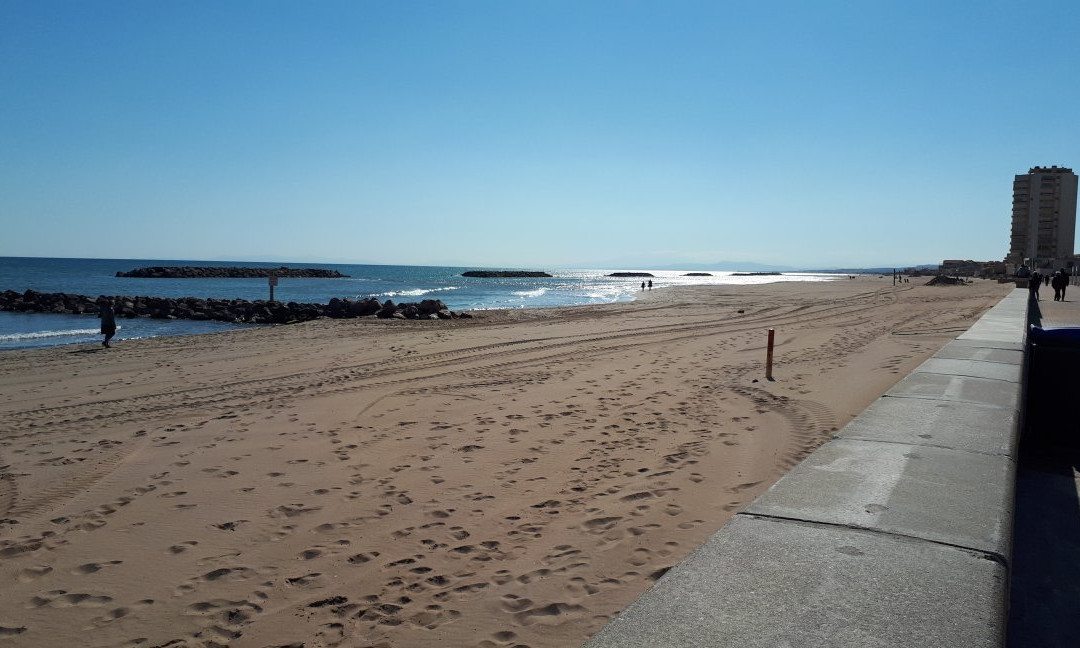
[0,290,472,324]
[116,266,348,278]
[461,271,553,278]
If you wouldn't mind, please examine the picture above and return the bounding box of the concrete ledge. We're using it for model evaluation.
[884,372,1022,409]
[745,438,1014,558]
[583,288,1028,648]
[931,339,1024,362]
[838,397,1019,457]
[911,357,1022,383]
[584,516,1007,648]
[958,289,1028,345]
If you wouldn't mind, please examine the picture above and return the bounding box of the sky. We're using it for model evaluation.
[2,1,1079,269]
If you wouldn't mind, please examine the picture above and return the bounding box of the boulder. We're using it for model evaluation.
[417,299,447,315]
[376,300,397,319]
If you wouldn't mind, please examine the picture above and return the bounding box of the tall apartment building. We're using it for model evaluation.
[1006,166,1078,267]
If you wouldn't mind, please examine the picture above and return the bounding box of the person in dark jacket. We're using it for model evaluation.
[1052,270,1068,301]
[99,298,117,348]
[1029,271,1042,301]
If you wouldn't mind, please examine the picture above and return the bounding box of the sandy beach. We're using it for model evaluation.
[0,276,1012,648]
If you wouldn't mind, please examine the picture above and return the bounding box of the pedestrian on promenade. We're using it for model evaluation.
[1052,270,1068,301]
[1029,271,1042,302]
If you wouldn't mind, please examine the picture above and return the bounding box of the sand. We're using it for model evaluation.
[0,276,1012,648]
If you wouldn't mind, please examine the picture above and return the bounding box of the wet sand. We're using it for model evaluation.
[0,276,1011,648]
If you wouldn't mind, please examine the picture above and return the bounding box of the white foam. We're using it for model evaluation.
[373,286,460,298]
[0,328,102,341]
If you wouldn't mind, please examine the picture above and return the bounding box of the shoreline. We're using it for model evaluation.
[0,277,1012,647]
[0,280,690,352]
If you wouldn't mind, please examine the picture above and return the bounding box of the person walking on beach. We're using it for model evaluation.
[1029,271,1042,301]
[99,298,117,348]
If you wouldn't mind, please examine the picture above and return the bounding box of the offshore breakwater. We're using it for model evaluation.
[0,290,471,325]
[115,265,348,278]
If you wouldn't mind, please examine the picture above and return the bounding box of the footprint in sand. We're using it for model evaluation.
[17,566,53,582]
[347,552,380,565]
[72,561,123,575]
[513,601,588,626]
[582,516,622,533]
[29,590,114,608]
[168,541,198,554]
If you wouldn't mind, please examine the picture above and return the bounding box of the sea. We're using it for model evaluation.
[0,257,838,351]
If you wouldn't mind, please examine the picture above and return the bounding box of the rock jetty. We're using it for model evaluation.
[683,272,712,276]
[116,266,348,278]
[0,290,472,325]
[731,272,781,276]
[461,271,553,278]
[607,272,655,277]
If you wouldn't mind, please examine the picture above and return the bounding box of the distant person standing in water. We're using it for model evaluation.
[647,280,652,290]
[641,281,645,291]
[99,298,116,348]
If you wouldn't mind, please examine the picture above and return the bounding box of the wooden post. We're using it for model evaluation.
[269,272,278,302]
[766,328,775,380]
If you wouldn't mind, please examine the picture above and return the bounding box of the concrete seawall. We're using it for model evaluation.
[584,288,1029,647]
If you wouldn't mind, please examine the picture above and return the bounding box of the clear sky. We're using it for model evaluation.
[2,1,1078,269]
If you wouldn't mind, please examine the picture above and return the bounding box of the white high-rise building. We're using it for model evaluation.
[1006,166,1078,268]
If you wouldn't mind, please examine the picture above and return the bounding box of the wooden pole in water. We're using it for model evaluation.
[766,328,775,380]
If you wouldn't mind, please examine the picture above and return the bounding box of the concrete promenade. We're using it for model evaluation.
[584,288,1030,648]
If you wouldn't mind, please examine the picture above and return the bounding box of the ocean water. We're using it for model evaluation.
[0,257,837,351]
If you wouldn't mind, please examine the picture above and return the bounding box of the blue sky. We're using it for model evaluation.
[2,1,1078,269]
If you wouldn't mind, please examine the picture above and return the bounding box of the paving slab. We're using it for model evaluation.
[837,395,1018,457]
[885,371,1021,410]
[911,357,1022,383]
[582,515,1007,648]
[745,438,1014,558]
[957,290,1029,345]
[931,340,1024,362]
